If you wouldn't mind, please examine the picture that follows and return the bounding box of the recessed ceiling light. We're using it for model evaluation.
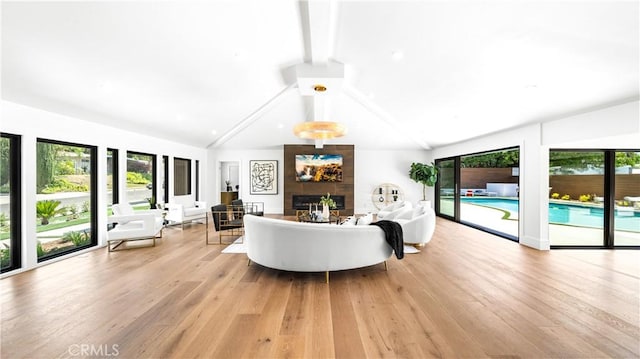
[277,123,284,129]
[211,130,218,135]
[391,50,404,61]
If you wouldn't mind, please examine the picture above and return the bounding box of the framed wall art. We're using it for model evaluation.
[249,160,278,195]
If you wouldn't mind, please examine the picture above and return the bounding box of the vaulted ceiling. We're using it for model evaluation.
[2,1,638,150]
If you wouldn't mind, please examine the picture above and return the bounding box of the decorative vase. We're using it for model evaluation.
[226,185,232,191]
[322,204,330,220]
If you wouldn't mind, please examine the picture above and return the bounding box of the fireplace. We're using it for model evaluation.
[292,195,345,210]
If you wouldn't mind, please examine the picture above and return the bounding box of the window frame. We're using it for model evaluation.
[1,133,22,273]
[36,138,97,262]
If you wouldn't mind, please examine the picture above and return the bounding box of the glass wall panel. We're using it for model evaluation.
[614,151,640,246]
[126,151,155,210]
[436,159,455,218]
[107,149,118,208]
[1,133,21,272]
[36,139,96,260]
[460,148,519,240]
[549,151,605,246]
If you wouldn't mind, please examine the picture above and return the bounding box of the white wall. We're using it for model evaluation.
[207,149,285,213]
[1,100,207,276]
[208,147,431,215]
[354,149,431,213]
[432,100,640,250]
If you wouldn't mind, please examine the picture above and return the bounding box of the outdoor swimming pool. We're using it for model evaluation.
[461,197,640,232]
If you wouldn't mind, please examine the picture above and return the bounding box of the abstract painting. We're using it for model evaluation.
[250,160,278,194]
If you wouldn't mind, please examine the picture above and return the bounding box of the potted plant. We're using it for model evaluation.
[319,193,336,219]
[409,162,438,203]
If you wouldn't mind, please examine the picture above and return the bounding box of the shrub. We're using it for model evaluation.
[0,184,9,194]
[551,193,560,199]
[0,212,7,228]
[561,194,571,200]
[126,172,149,184]
[41,178,88,194]
[36,200,62,225]
[55,160,76,175]
[579,194,591,202]
[82,201,90,213]
[0,245,10,268]
[36,241,45,257]
[62,231,89,246]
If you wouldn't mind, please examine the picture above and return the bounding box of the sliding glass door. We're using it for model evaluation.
[614,151,640,246]
[549,149,639,248]
[436,158,456,219]
[435,147,520,241]
[460,148,519,240]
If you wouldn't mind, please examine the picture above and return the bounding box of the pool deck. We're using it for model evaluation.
[442,200,640,246]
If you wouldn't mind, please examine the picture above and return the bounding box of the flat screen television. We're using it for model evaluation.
[295,154,343,182]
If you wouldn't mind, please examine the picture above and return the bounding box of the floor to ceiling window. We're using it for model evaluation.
[549,149,639,248]
[107,148,118,208]
[1,133,21,273]
[162,155,169,205]
[435,147,520,241]
[436,158,456,219]
[126,151,156,210]
[460,148,520,240]
[36,139,96,261]
[614,151,640,246]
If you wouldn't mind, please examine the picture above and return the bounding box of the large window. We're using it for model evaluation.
[435,147,520,241]
[127,151,156,210]
[549,149,639,248]
[614,151,640,246]
[460,148,519,240]
[174,157,191,196]
[1,133,21,273]
[195,160,200,201]
[436,158,456,219]
[36,139,97,261]
[107,148,118,207]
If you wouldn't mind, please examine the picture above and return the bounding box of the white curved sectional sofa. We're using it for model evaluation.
[243,215,393,281]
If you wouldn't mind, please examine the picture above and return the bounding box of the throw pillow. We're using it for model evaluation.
[340,216,357,225]
[413,205,425,218]
[395,208,414,220]
[357,213,373,226]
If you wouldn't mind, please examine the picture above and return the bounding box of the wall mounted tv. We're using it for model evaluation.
[295,154,343,182]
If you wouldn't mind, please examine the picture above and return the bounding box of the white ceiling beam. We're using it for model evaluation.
[306,0,334,64]
[206,84,297,149]
[343,84,432,150]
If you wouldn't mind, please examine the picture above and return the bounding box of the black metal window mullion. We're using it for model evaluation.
[603,150,615,248]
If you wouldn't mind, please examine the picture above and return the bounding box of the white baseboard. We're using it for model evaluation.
[520,235,550,250]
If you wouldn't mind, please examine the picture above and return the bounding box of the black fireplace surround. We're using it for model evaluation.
[292,195,345,210]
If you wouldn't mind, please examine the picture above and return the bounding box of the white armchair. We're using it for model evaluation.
[393,205,436,247]
[106,208,164,252]
[165,200,207,228]
[377,201,412,220]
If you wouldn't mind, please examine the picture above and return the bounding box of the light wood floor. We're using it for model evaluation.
[2,217,639,358]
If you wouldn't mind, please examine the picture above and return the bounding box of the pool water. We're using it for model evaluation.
[460,197,640,232]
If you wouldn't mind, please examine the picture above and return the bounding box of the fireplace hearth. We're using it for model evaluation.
[292,195,345,210]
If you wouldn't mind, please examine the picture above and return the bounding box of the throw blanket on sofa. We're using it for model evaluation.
[371,220,404,259]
